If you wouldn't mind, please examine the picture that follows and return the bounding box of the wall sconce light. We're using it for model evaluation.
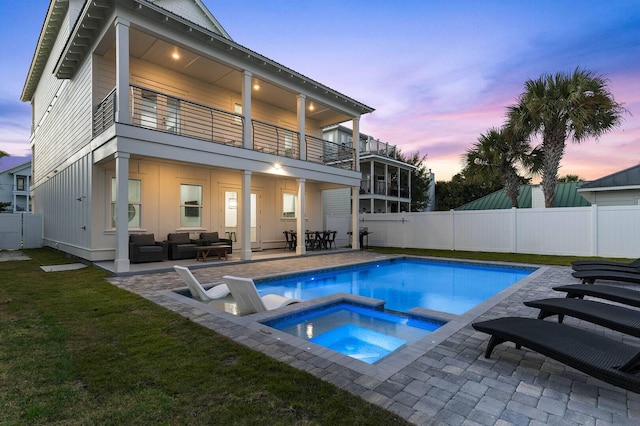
[228,198,237,209]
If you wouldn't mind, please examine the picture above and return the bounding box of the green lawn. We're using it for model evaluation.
[0,248,409,425]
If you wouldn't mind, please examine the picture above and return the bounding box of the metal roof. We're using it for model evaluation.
[579,164,640,190]
[455,182,591,210]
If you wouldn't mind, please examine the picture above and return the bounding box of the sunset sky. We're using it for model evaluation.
[1,0,639,182]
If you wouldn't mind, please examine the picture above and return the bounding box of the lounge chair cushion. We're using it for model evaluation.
[200,232,220,243]
[130,233,156,245]
[168,233,191,243]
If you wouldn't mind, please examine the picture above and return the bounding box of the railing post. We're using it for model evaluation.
[297,94,306,161]
[242,71,252,149]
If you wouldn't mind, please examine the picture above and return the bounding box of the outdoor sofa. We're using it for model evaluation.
[129,234,168,263]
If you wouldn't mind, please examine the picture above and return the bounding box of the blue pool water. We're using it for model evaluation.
[257,258,533,315]
[263,303,440,363]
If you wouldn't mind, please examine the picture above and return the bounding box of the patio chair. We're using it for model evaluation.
[283,231,295,250]
[222,275,300,316]
[326,230,337,249]
[572,257,640,270]
[524,297,640,337]
[472,317,640,393]
[572,269,640,285]
[173,265,230,302]
[553,284,640,308]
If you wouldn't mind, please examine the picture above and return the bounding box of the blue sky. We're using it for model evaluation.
[1,0,639,181]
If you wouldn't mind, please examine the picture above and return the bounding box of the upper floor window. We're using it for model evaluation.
[110,178,141,229]
[166,97,180,134]
[140,90,157,129]
[180,184,202,227]
[16,176,25,191]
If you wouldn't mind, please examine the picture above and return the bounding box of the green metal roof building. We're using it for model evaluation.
[455,182,591,210]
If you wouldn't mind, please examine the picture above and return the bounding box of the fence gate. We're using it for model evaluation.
[0,213,43,249]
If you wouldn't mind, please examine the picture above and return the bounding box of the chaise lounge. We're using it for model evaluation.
[472,317,640,393]
[572,257,640,270]
[524,297,640,338]
[572,269,640,285]
[173,265,230,302]
[222,275,300,316]
[553,284,640,308]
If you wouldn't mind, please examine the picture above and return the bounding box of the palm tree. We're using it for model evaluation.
[507,68,625,207]
[463,127,540,208]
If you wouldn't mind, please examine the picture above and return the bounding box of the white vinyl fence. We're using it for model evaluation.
[0,213,43,249]
[334,205,640,258]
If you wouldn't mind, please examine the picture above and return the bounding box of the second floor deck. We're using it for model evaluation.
[94,86,357,171]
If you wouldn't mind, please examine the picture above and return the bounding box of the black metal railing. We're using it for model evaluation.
[306,135,355,170]
[93,88,116,137]
[92,85,355,170]
[251,120,300,159]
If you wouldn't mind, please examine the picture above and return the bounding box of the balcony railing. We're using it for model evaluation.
[93,85,355,170]
[359,179,410,198]
[359,138,398,160]
[93,88,116,137]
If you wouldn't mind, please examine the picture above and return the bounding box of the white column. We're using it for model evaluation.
[296,178,306,255]
[369,161,374,213]
[114,19,130,124]
[114,152,130,273]
[351,186,360,250]
[352,117,361,249]
[297,94,306,160]
[242,71,252,149]
[352,116,360,172]
[241,170,252,260]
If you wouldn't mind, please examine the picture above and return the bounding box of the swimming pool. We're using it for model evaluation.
[257,258,533,315]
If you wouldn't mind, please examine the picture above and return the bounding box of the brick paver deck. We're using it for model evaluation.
[107,252,640,425]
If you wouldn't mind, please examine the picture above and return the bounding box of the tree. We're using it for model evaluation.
[507,68,625,207]
[434,172,502,211]
[0,150,8,163]
[462,127,540,208]
[397,151,431,211]
[558,174,581,182]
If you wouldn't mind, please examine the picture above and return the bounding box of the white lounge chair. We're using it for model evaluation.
[222,275,300,315]
[174,265,230,302]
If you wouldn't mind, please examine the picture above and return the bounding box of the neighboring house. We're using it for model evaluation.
[322,125,415,214]
[578,164,640,206]
[456,182,591,210]
[0,161,32,213]
[21,0,373,272]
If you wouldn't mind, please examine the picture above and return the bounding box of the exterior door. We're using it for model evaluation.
[223,189,261,250]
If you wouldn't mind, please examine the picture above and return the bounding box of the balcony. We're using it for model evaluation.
[93,85,356,171]
[359,137,398,160]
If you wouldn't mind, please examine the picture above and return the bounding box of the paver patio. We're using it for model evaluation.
[107,251,640,425]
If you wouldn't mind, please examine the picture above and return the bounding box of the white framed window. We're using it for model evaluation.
[282,193,297,218]
[180,184,202,227]
[110,178,141,229]
[140,90,157,129]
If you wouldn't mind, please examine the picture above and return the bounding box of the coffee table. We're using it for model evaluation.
[195,245,231,261]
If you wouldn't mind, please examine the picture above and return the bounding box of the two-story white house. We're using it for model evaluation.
[21,0,373,272]
[0,161,32,213]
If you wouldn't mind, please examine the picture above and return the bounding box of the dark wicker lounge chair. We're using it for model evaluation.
[473,317,640,393]
[572,258,640,269]
[572,269,640,285]
[524,297,640,337]
[553,284,640,308]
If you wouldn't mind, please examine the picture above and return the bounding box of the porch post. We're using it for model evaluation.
[240,170,252,260]
[296,178,306,255]
[114,152,130,273]
[114,18,130,125]
[242,71,252,149]
[352,117,360,250]
[369,161,374,213]
[297,94,306,160]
